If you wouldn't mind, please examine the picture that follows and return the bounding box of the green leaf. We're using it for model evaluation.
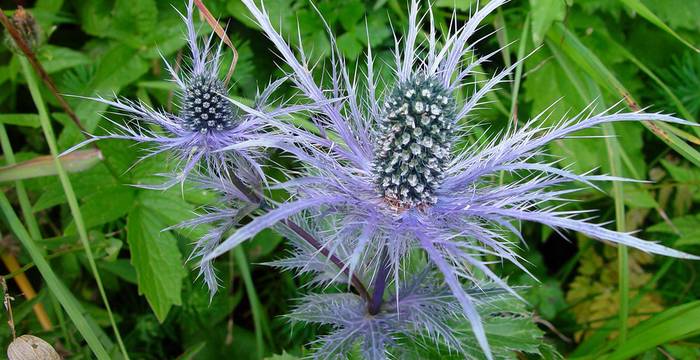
[435,0,476,11]
[529,0,566,45]
[127,197,185,322]
[0,149,102,182]
[99,259,138,284]
[603,301,700,360]
[0,114,40,127]
[338,0,364,32]
[648,214,700,246]
[76,0,113,36]
[32,166,118,212]
[245,228,284,259]
[337,32,363,60]
[112,0,159,47]
[265,352,301,360]
[64,185,136,234]
[65,43,150,133]
[38,45,91,74]
[622,184,658,208]
[619,0,699,52]
[137,189,210,240]
[641,0,700,31]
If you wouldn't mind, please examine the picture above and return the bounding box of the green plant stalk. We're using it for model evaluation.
[0,192,110,359]
[0,123,74,348]
[19,57,129,360]
[508,15,530,125]
[233,246,271,358]
[603,123,629,344]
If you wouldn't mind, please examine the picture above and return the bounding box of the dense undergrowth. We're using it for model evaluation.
[1,0,700,359]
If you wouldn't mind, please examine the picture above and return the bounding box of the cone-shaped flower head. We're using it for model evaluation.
[181,75,236,133]
[375,74,457,208]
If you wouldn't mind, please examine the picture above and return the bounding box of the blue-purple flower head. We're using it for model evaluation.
[63,0,308,296]
[65,0,294,189]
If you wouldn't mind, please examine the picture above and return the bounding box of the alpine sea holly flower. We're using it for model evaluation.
[63,0,309,295]
[64,0,295,190]
[204,0,700,358]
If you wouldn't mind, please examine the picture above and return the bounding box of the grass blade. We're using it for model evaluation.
[19,57,130,359]
[604,301,700,360]
[0,192,111,359]
[234,247,272,358]
[619,0,699,53]
[548,23,700,168]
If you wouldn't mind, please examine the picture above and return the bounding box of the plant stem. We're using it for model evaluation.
[227,174,371,301]
[19,57,130,359]
[368,250,390,315]
[233,247,269,358]
[0,193,111,358]
[0,6,121,181]
[603,122,628,344]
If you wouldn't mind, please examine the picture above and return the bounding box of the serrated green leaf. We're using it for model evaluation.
[64,185,136,234]
[127,199,185,322]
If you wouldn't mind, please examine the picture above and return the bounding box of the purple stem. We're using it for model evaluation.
[228,174,371,302]
[368,250,390,315]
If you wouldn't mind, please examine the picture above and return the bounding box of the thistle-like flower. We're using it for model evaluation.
[65,0,294,189]
[202,1,700,358]
[63,0,307,295]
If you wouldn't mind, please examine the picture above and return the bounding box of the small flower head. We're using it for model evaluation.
[64,0,294,189]
[180,74,237,133]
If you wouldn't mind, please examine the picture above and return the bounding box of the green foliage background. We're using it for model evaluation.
[1,0,699,359]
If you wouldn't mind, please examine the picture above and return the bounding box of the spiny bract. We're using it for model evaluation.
[374,74,456,208]
[181,75,236,133]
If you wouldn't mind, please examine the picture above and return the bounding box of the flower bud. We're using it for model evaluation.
[3,7,44,54]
